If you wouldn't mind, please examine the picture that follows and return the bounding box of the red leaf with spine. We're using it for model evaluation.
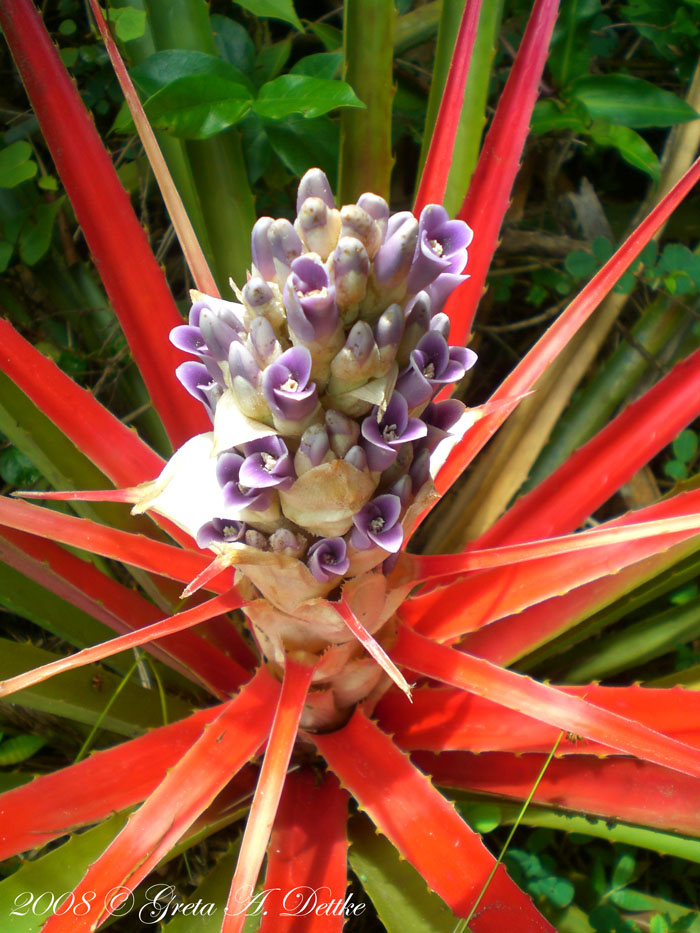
[390,627,700,778]
[413,0,484,213]
[0,496,224,588]
[402,490,700,639]
[431,155,700,505]
[477,346,700,549]
[311,709,553,928]
[0,320,163,485]
[416,751,700,838]
[260,771,349,933]
[42,667,279,933]
[0,0,209,448]
[443,0,560,346]
[0,526,252,694]
[377,685,700,754]
[224,659,315,933]
[0,591,246,699]
[0,706,220,860]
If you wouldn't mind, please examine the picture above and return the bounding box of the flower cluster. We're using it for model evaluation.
[136,169,477,722]
[165,170,475,582]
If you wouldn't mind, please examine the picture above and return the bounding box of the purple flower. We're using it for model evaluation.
[360,391,427,471]
[406,204,473,294]
[350,494,404,553]
[396,332,476,408]
[284,255,338,342]
[425,272,468,314]
[175,361,224,419]
[418,399,466,453]
[196,518,246,549]
[216,452,274,512]
[251,217,276,280]
[238,436,295,491]
[262,346,319,423]
[306,537,350,582]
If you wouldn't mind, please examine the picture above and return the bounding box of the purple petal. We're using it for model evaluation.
[296,168,335,212]
[170,325,209,357]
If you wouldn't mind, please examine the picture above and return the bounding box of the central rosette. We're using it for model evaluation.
[137,169,477,728]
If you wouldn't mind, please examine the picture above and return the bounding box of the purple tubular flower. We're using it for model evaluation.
[196,518,246,549]
[284,255,338,342]
[425,272,468,314]
[306,537,350,582]
[199,308,242,362]
[175,361,223,418]
[406,205,473,294]
[361,391,427,471]
[373,211,419,287]
[262,345,318,422]
[419,398,467,452]
[296,168,335,213]
[350,493,404,553]
[238,436,295,491]
[375,304,404,352]
[388,475,412,507]
[216,451,274,511]
[170,324,209,357]
[251,217,276,280]
[397,332,477,408]
[430,312,451,340]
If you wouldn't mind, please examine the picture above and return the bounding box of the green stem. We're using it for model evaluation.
[418,0,504,214]
[339,0,396,203]
[394,1,441,55]
[146,0,255,287]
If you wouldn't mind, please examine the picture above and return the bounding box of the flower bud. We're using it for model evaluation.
[248,316,283,368]
[270,527,308,558]
[295,197,342,261]
[296,168,336,213]
[357,192,389,239]
[199,307,242,362]
[245,528,269,550]
[397,292,431,367]
[328,321,380,395]
[343,444,368,472]
[242,276,286,332]
[268,218,303,285]
[295,423,335,475]
[331,237,370,320]
[325,409,360,457]
[374,304,403,372]
[340,204,382,257]
[373,211,418,288]
[251,216,276,280]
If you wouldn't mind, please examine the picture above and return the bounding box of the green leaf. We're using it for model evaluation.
[290,51,343,79]
[18,199,61,265]
[305,21,343,51]
[568,75,700,128]
[611,851,636,888]
[611,887,656,911]
[131,50,254,97]
[673,430,698,464]
[0,141,37,189]
[233,0,303,31]
[530,98,590,135]
[664,459,688,481]
[0,734,46,766]
[0,447,41,486]
[254,39,292,84]
[348,815,456,932]
[255,75,363,121]
[145,76,252,139]
[211,14,255,74]
[589,120,660,181]
[0,813,130,932]
[565,249,597,279]
[650,917,670,933]
[460,802,501,833]
[106,6,147,43]
[265,115,339,186]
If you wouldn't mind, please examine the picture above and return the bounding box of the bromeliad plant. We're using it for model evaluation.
[2,0,700,929]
